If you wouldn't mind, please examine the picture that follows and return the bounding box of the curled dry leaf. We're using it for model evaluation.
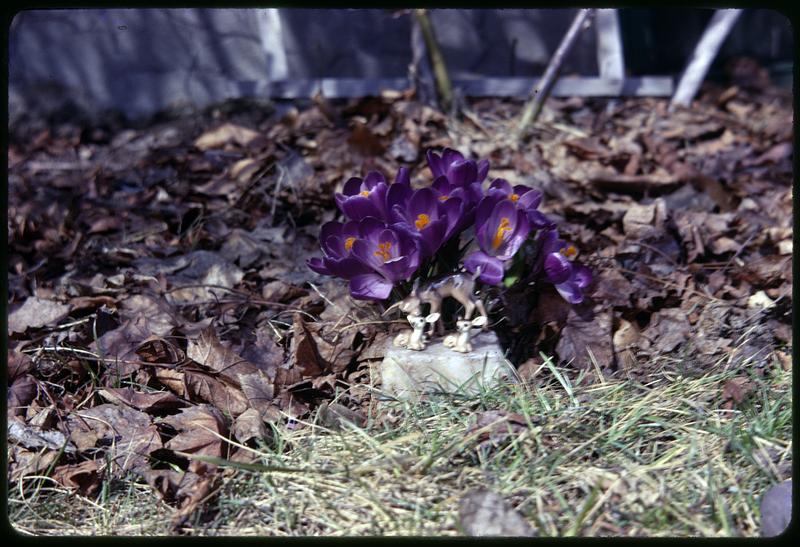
[52,460,103,496]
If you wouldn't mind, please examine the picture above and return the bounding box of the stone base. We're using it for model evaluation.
[380,331,516,402]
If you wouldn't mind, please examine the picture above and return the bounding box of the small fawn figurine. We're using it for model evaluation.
[393,312,440,351]
[384,268,487,336]
[443,315,487,353]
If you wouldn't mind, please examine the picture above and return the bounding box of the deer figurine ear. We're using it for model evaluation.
[471,315,488,327]
[426,312,441,323]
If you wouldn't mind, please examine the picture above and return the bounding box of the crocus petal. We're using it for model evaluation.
[555,280,584,304]
[448,160,477,187]
[387,184,412,222]
[427,150,445,178]
[441,196,465,239]
[394,166,410,186]
[489,178,513,194]
[528,209,555,230]
[319,221,343,246]
[516,188,543,210]
[363,171,386,190]
[342,176,363,196]
[358,216,387,241]
[382,255,411,282]
[307,257,332,275]
[477,159,489,183]
[352,239,386,271]
[464,251,505,286]
[573,264,593,289]
[334,256,373,279]
[544,252,573,284]
[408,187,438,218]
[349,273,394,301]
[341,196,382,221]
[418,217,447,257]
[495,208,530,260]
[442,148,464,169]
[368,182,389,220]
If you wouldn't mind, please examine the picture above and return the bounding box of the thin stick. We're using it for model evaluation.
[516,9,595,137]
[413,9,453,112]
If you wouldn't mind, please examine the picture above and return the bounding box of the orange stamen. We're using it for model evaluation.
[415,213,430,230]
[560,245,578,258]
[359,190,370,197]
[374,242,392,262]
[344,237,356,252]
[510,193,520,203]
[492,217,512,249]
[438,195,449,201]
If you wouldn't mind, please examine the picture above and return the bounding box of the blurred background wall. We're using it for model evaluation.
[8,8,793,123]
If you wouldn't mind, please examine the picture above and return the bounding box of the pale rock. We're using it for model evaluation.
[380,331,516,402]
[747,290,776,310]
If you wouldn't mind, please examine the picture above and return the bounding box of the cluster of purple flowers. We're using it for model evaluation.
[308,149,591,304]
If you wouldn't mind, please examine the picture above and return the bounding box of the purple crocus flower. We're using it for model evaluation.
[390,187,464,257]
[308,217,422,301]
[349,224,422,300]
[334,171,389,221]
[307,217,382,278]
[485,178,555,230]
[463,198,531,285]
[536,229,592,304]
[426,148,489,188]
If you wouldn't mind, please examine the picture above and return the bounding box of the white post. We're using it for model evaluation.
[595,9,625,94]
[255,8,289,81]
[670,9,743,110]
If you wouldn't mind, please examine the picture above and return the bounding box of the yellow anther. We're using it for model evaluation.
[415,213,430,230]
[438,195,449,201]
[492,217,512,249]
[510,193,520,203]
[344,237,356,251]
[374,242,392,262]
[359,190,370,197]
[560,245,578,258]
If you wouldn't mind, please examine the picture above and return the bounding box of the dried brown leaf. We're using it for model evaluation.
[555,309,613,369]
[52,460,103,496]
[194,122,262,150]
[642,309,691,353]
[8,296,71,334]
[163,405,229,459]
[65,404,161,473]
[98,387,187,413]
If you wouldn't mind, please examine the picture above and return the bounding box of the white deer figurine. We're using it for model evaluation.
[443,315,488,353]
[393,313,441,351]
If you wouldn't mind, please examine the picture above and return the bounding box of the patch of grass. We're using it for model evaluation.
[9,355,791,536]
